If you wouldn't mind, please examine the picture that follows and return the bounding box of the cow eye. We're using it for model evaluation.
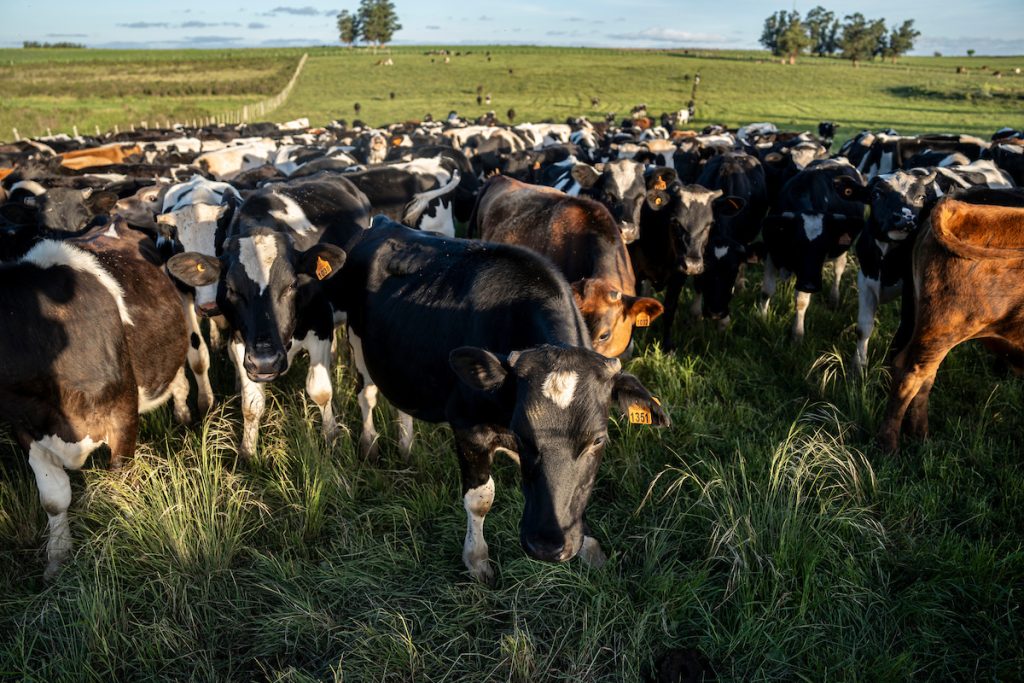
[592,435,606,448]
[598,331,611,342]
[145,194,158,202]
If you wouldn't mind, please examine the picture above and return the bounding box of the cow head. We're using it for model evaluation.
[114,183,168,231]
[449,344,669,563]
[0,202,39,261]
[658,183,743,276]
[835,170,934,243]
[572,159,653,243]
[167,228,345,381]
[13,182,117,232]
[570,278,663,358]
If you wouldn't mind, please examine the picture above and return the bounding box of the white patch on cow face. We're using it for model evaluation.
[607,161,641,197]
[103,223,119,239]
[998,143,1024,155]
[680,188,717,208]
[238,234,279,295]
[714,245,729,260]
[541,370,578,409]
[174,203,223,256]
[269,193,316,236]
[802,214,824,241]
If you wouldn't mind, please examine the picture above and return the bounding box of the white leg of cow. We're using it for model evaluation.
[830,252,848,308]
[29,442,73,580]
[689,292,703,320]
[182,301,214,417]
[208,315,230,352]
[854,271,881,373]
[397,411,415,461]
[348,329,380,459]
[792,290,812,342]
[759,255,778,317]
[305,335,340,446]
[170,365,192,425]
[230,340,265,459]
[463,476,495,584]
[578,535,607,569]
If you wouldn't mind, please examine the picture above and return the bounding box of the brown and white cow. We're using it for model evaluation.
[471,176,663,358]
[878,189,1024,452]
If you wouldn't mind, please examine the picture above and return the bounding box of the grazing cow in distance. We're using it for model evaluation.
[877,190,1024,452]
[332,217,668,582]
[471,176,664,358]
[168,174,370,458]
[760,159,866,341]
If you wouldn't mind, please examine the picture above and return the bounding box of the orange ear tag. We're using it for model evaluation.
[635,312,651,327]
[315,256,332,281]
[653,176,667,191]
[533,161,541,170]
[628,404,653,425]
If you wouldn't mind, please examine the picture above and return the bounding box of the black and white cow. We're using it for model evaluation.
[7,179,118,234]
[545,158,652,243]
[167,173,371,458]
[760,159,867,341]
[835,161,1015,371]
[336,162,462,237]
[332,216,668,582]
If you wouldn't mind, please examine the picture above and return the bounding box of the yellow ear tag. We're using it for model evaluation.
[196,263,206,273]
[533,161,541,170]
[315,256,332,281]
[653,176,667,191]
[628,404,653,425]
[654,196,663,206]
[635,312,651,327]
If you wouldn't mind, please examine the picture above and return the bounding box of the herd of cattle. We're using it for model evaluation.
[2,111,1023,582]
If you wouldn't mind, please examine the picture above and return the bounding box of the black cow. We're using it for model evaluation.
[760,159,866,341]
[692,152,767,325]
[167,173,370,458]
[545,158,651,243]
[332,216,668,582]
[7,179,118,233]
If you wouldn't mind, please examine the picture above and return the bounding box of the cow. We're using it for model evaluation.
[113,181,171,232]
[835,163,1014,371]
[760,159,867,341]
[691,152,767,327]
[2,218,190,578]
[332,216,669,582]
[6,179,118,234]
[544,158,651,243]
[333,164,462,237]
[166,173,371,458]
[877,190,1024,452]
[471,176,664,358]
[988,138,1024,186]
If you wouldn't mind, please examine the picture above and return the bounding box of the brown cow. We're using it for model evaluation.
[878,190,1024,452]
[60,143,142,170]
[471,176,663,357]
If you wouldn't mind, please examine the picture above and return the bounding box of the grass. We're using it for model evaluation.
[1,46,1023,139]
[2,255,1023,680]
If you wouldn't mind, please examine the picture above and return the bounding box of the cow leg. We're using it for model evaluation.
[877,341,952,452]
[905,373,938,440]
[792,291,812,342]
[759,255,778,316]
[854,271,880,373]
[207,315,230,351]
[578,534,607,568]
[662,273,684,351]
[304,334,340,446]
[182,299,214,417]
[830,252,848,308]
[230,339,265,459]
[397,411,415,461]
[348,328,380,460]
[689,292,703,320]
[455,432,495,584]
[170,365,192,425]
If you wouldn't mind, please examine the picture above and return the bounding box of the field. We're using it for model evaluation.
[1,46,1023,138]
[2,45,1024,681]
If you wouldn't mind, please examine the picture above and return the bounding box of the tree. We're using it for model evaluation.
[358,0,402,48]
[777,14,811,64]
[967,49,976,57]
[336,9,360,47]
[805,6,836,56]
[759,11,785,55]
[839,13,886,66]
[886,19,920,63]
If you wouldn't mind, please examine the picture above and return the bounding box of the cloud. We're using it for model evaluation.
[117,22,170,29]
[259,38,321,46]
[478,15,493,21]
[425,25,441,30]
[917,35,1024,56]
[323,9,336,15]
[606,27,729,44]
[546,30,568,36]
[267,5,321,15]
[46,33,88,37]
[182,35,243,44]
[249,22,269,29]
[180,21,241,28]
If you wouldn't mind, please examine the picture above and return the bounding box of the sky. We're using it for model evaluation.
[2,0,1022,55]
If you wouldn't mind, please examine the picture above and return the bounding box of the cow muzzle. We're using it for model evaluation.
[680,257,705,275]
[521,533,579,563]
[244,343,287,382]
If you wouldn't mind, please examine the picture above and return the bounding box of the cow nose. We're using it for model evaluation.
[522,536,573,563]
[244,344,286,381]
[196,301,220,317]
[682,258,705,274]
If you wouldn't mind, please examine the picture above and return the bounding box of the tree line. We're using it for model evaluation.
[760,7,920,66]
[337,0,402,48]
[23,40,85,49]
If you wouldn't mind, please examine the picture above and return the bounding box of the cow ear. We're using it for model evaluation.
[714,195,746,217]
[0,202,37,226]
[611,373,670,427]
[449,347,510,392]
[571,163,601,188]
[627,295,664,326]
[297,243,346,282]
[86,191,118,215]
[833,175,868,203]
[166,252,221,287]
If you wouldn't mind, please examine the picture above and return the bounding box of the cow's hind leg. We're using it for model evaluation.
[455,430,496,584]
[397,411,415,461]
[830,252,848,308]
[182,300,214,417]
[759,255,778,316]
[305,333,340,446]
[347,328,380,460]
[877,339,953,452]
[170,365,192,425]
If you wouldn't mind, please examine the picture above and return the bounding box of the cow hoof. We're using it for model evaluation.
[43,559,64,583]
[876,430,899,454]
[791,331,805,344]
[467,559,495,585]
[322,421,342,446]
[361,436,379,462]
[578,536,607,569]
[174,406,192,426]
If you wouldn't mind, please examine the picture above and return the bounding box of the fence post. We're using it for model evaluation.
[12,128,19,141]
[72,125,78,137]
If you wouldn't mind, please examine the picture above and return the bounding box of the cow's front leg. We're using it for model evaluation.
[759,254,778,316]
[830,252,848,308]
[792,290,811,342]
[348,328,380,459]
[397,411,415,460]
[230,339,265,459]
[455,430,496,584]
[854,271,881,373]
[304,333,340,446]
